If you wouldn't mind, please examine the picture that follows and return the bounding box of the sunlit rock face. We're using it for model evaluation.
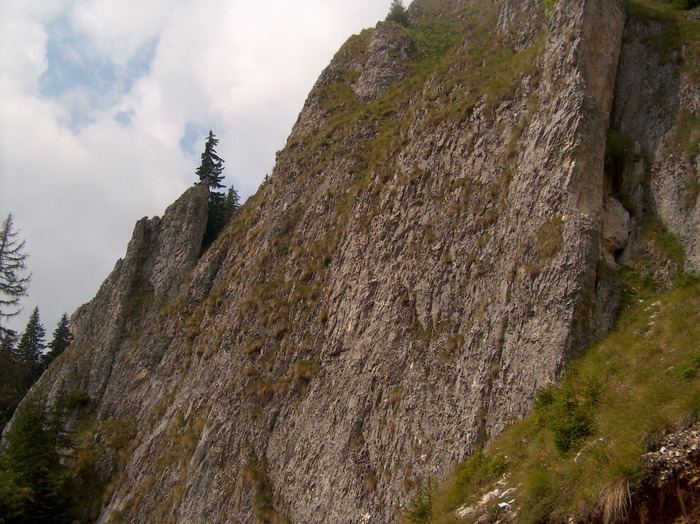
[25,0,699,522]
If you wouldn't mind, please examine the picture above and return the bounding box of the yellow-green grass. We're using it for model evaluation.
[404,276,700,523]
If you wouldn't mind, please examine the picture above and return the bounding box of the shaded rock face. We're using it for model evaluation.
[611,11,700,272]
[22,1,699,523]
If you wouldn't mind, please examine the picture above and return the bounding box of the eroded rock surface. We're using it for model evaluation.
[18,1,700,523]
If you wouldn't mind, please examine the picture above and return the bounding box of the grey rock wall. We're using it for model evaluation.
[19,1,700,523]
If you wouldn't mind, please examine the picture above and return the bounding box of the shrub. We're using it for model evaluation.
[386,0,410,27]
[535,380,598,454]
[665,0,700,8]
[405,481,433,523]
[58,390,91,411]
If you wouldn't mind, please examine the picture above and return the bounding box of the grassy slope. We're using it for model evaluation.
[403,274,700,523]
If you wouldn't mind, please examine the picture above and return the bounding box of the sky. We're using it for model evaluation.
[0,0,394,336]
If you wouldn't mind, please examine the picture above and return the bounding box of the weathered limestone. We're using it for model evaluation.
[20,1,699,523]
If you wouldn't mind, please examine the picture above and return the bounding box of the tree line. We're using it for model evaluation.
[0,214,73,431]
[1,309,73,431]
[0,214,77,522]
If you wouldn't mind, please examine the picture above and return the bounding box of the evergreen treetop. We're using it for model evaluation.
[196,131,225,190]
[16,307,45,365]
[195,131,242,249]
[43,313,73,369]
[0,213,31,327]
[15,307,46,388]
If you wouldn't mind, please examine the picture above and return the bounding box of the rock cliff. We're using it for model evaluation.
[19,0,700,522]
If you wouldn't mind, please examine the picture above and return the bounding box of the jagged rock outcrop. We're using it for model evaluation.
[40,184,208,415]
[16,0,699,523]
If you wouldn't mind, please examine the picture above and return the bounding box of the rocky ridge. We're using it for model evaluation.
[17,0,700,522]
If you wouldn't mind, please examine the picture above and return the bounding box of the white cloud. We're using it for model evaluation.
[70,0,171,65]
[0,0,393,334]
[0,9,48,89]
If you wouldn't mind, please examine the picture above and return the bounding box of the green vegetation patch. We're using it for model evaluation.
[545,0,559,12]
[0,392,139,524]
[240,451,290,524]
[403,276,700,523]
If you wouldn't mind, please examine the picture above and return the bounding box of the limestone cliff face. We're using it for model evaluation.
[40,185,209,418]
[24,0,700,522]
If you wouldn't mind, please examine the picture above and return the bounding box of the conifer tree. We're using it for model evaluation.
[0,327,17,356]
[196,131,225,190]
[224,186,241,216]
[42,313,73,370]
[16,307,45,384]
[0,214,31,329]
[195,132,241,248]
[1,396,71,523]
[0,329,22,429]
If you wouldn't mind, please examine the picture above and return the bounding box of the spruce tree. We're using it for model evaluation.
[2,396,71,523]
[195,132,241,248]
[0,330,22,430]
[0,214,31,329]
[42,313,73,370]
[225,186,241,215]
[196,131,225,190]
[16,307,45,384]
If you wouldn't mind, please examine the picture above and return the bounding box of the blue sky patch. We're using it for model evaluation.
[114,109,135,127]
[39,12,158,131]
[179,122,209,156]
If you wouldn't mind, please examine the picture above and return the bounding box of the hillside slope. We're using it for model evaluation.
[404,277,700,523]
[14,0,700,522]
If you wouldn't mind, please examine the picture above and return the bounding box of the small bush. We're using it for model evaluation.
[664,0,700,8]
[521,465,555,521]
[386,0,410,27]
[406,485,433,523]
[535,380,597,454]
[486,454,508,477]
[58,390,91,411]
[290,359,319,382]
